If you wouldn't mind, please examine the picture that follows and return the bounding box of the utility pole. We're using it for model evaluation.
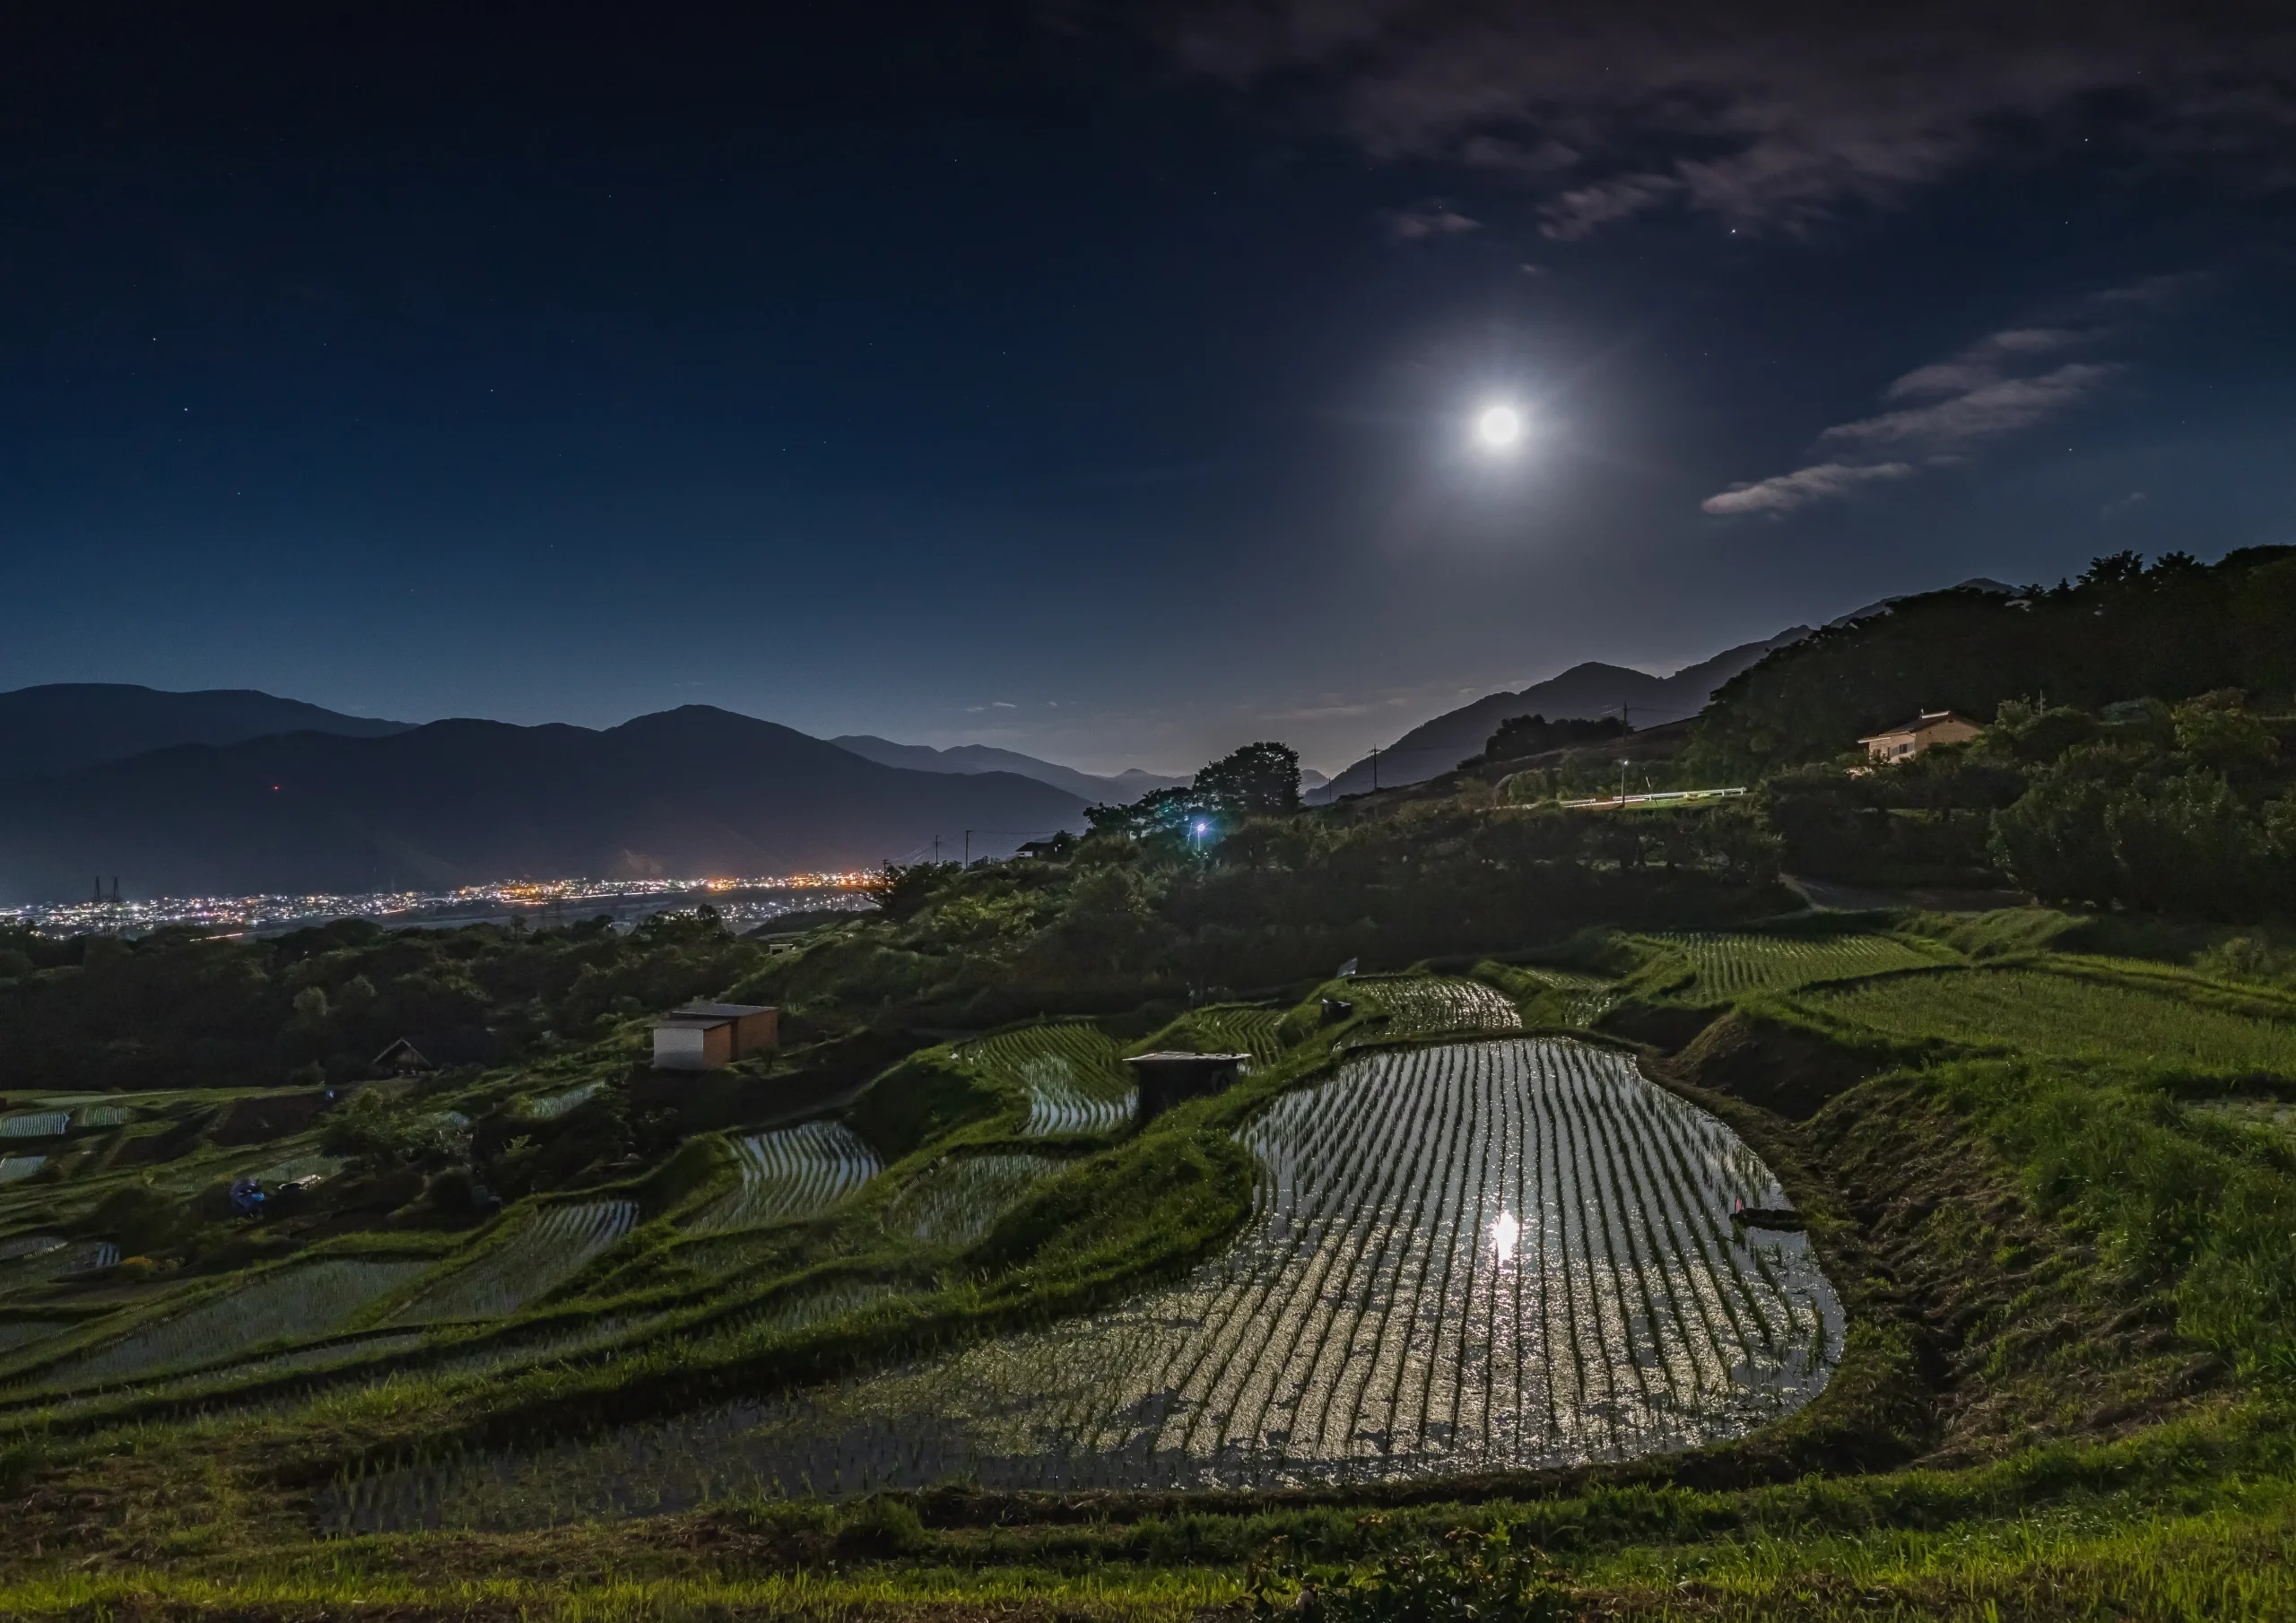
[1619,758,1631,803]
[963,830,970,868]
[1370,745,1380,790]
[932,835,942,864]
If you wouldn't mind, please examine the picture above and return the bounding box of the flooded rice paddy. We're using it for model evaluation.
[329,1037,1840,1530]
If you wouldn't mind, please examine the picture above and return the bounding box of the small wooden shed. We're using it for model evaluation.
[1124,1051,1249,1123]
[371,1038,435,1078]
[650,1002,779,1071]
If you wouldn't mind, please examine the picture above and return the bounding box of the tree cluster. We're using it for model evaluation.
[758,793,1783,1030]
[1086,742,1303,840]
[1693,547,2296,777]
[0,906,763,1093]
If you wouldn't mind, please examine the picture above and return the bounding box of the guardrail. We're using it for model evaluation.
[1557,786,1749,811]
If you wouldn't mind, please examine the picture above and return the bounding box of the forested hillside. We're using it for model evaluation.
[1695,547,2296,772]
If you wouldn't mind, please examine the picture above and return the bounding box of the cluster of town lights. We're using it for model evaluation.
[1,872,881,940]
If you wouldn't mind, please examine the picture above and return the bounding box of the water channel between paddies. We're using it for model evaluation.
[330,1037,1841,1531]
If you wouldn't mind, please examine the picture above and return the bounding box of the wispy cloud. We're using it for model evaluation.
[1700,287,2179,517]
[1384,200,1482,239]
[1822,362,2122,453]
[1156,3,2296,240]
[1700,461,1915,516]
[1882,329,2090,399]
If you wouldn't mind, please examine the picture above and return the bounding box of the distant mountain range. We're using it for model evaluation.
[0,683,413,782]
[0,705,1087,902]
[1309,579,2016,802]
[1309,633,1811,802]
[0,580,2012,898]
[830,735,1187,803]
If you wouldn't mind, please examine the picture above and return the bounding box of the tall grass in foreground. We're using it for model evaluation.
[1582,1495,2296,1620]
[0,1568,1239,1621]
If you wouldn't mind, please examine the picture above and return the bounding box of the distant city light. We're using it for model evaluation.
[1474,403,1525,452]
[0,872,883,941]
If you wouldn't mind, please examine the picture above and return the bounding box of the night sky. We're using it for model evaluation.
[4,2,2293,776]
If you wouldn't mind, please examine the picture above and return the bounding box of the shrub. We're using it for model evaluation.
[1248,1523,1569,1623]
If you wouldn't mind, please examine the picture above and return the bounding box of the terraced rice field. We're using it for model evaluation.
[0,1322,62,1358]
[40,1258,433,1388]
[963,1025,1135,1136]
[1504,967,1620,1027]
[1178,1008,1288,1065]
[73,1106,132,1128]
[1354,976,1522,1039]
[0,1240,116,1286]
[887,1153,1061,1246]
[0,1113,69,1139]
[1809,968,2296,1075]
[387,1201,639,1324]
[1649,932,1943,1002]
[700,1123,883,1231]
[334,1037,1838,1527]
[248,1151,341,1185]
[0,1157,45,1185]
[694,1277,909,1349]
[524,1081,605,1121]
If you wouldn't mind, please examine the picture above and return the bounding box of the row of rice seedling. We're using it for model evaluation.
[688,1277,909,1351]
[337,1037,1839,1527]
[2191,1098,2296,1133]
[247,1151,341,1185]
[886,1153,1060,1247]
[1807,968,2296,1075]
[0,1322,62,1358]
[1501,966,1621,1027]
[421,1318,655,1382]
[1176,1008,1288,1066]
[962,1023,1137,1136]
[0,1239,117,1294]
[0,1113,69,1139]
[0,1157,45,1185]
[1352,976,1523,1040]
[43,1258,434,1388]
[74,1105,132,1129]
[696,1123,883,1232]
[387,1200,639,1324]
[324,1279,914,1532]
[1647,931,1942,1002]
[522,1081,606,1121]
[0,1322,61,1367]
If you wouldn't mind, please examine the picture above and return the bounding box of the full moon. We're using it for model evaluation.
[1474,403,1524,451]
